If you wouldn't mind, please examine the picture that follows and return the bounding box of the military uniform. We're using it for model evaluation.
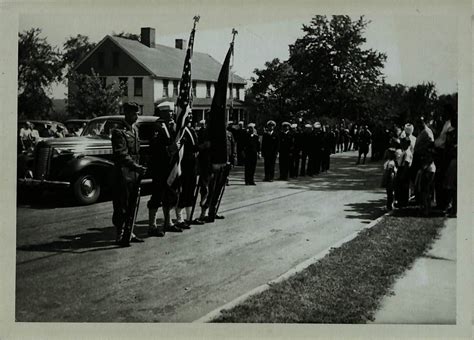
[147,119,180,234]
[175,126,199,227]
[309,123,323,175]
[278,123,292,180]
[111,115,141,245]
[261,121,279,181]
[243,125,260,185]
[300,125,313,176]
[289,125,301,178]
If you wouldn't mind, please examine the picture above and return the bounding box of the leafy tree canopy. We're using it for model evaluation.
[62,34,96,72]
[288,15,387,119]
[113,31,141,41]
[18,28,63,119]
[67,70,124,119]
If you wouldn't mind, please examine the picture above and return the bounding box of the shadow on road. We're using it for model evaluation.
[17,223,155,255]
[344,199,386,223]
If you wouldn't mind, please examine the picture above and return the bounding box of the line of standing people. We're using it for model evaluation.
[111,103,236,247]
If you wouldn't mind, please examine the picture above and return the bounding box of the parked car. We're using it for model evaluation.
[18,115,159,205]
[18,120,69,140]
[64,119,90,137]
[17,120,70,177]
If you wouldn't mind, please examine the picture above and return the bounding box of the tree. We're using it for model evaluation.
[247,58,297,124]
[288,15,387,120]
[62,34,96,72]
[18,28,63,119]
[67,70,124,119]
[405,82,437,123]
[113,31,141,41]
[248,16,387,125]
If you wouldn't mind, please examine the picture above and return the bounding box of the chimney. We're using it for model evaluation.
[175,39,187,50]
[141,27,155,48]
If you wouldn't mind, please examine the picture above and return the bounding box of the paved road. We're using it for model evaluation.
[16,151,386,322]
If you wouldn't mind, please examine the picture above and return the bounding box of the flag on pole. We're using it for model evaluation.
[209,41,233,166]
[167,17,199,186]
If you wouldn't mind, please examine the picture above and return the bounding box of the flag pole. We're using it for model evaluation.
[229,28,238,123]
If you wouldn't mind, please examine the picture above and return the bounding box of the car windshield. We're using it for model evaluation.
[81,119,126,137]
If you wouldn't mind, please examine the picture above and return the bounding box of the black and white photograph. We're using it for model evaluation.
[1,0,472,338]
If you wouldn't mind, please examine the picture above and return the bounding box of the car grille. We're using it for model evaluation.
[34,144,52,180]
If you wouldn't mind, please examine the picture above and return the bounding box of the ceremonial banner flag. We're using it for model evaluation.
[167,17,198,186]
[209,42,233,165]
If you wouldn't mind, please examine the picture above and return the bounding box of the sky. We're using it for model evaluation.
[19,5,459,99]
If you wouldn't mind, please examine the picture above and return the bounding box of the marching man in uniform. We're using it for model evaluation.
[111,102,147,247]
[147,103,182,236]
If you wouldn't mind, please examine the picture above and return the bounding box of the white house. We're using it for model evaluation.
[72,27,248,123]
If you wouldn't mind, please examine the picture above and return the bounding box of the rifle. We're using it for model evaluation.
[208,164,231,221]
[215,164,231,214]
[120,170,144,246]
[189,174,201,222]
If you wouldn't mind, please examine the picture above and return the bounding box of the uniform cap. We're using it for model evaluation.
[156,101,175,112]
[282,121,291,127]
[304,124,312,128]
[291,123,298,128]
[314,122,321,128]
[247,123,256,128]
[266,120,276,127]
[123,102,140,114]
[404,123,414,135]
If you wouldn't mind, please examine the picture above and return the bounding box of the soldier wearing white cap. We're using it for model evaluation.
[278,122,292,180]
[309,122,323,175]
[235,120,246,166]
[243,123,259,185]
[261,120,279,181]
[289,123,302,178]
[300,123,313,176]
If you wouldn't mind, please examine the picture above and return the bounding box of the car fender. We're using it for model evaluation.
[59,155,115,182]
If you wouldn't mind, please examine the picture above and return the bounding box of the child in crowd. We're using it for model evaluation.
[394,138,413,208]
[415,143,436,216]
[382,148,397,211]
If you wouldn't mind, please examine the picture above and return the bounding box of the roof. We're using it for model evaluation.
[191,98,247,108]
[88,115,159,123]
[103,35,246,84]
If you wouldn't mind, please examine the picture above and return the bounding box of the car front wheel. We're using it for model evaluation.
[72,173,101,205]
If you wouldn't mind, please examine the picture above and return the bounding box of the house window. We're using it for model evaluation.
[192,81,197,97]
[98,52,104,68]
[139,105,144,115]
[134,77,143,97]
[163,79,169,97]
[236,86,240,100]
[173,80,179,97]
[113,52,119,68]
[228,85,233,99]
[119,77,128,96]
[206,82,211,98]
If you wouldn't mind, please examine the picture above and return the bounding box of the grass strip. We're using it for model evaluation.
[213,208,445,323]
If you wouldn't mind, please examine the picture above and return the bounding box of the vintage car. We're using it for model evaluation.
[18,115,159,205]
[64,119,90,137]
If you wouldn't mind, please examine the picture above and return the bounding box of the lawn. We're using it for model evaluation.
[213,207,446,323]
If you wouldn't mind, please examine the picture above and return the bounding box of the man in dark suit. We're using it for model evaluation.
[261,120,279,182]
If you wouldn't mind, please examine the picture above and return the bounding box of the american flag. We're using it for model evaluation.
[167,19,197,186]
